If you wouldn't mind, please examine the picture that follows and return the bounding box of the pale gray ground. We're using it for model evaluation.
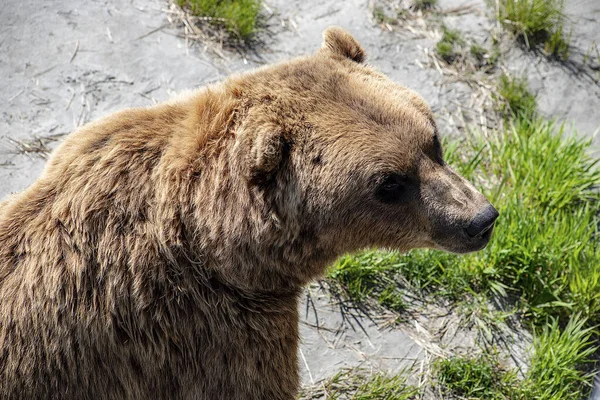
[1,0,599,396]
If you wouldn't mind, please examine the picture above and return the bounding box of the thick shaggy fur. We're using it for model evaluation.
[0,28,494,399]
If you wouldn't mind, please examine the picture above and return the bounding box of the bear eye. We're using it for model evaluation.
[375,173,409,204]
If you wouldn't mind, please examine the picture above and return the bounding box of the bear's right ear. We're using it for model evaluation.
[320,26,365,63]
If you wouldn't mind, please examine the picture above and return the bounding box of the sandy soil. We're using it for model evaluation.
[1,0,598,396]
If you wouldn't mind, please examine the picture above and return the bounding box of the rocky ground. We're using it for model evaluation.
[1,0,599,396]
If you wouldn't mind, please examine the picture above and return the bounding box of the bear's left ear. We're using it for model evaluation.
[242,125,288,186]
[321,26,365,63]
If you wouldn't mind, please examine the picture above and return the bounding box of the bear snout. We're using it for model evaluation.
[424,173,500,254]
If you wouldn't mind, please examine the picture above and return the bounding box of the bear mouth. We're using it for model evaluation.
[466,222,494,241]
[474,225,494,248]
[433,222,496,254]
[461,223,495,253]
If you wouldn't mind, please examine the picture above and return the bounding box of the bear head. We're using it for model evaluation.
[229,27,498,284]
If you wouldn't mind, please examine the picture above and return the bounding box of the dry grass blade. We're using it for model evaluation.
[5,133,66,159]
[69,40,79,63]
[442,4,479,16]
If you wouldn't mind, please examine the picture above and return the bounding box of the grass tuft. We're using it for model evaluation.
[373,7,388,24]
[470,44,487,62]
[327,252,407,313]
[470,43,500,69]
[300,368,419,399]
[495,0,570,59]
[411,0,438,11]
[497,74,537,118]
[435,354,520,398]
[526,316,597,399]
[435,319,597,400]
[176,0,261,40]
[435,26,464,63]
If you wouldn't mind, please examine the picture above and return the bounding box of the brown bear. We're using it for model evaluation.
[0,27,498,399]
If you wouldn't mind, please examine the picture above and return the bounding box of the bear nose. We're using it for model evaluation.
[466,205,499,237]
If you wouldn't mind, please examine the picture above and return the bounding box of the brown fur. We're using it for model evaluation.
[0,27,495,399]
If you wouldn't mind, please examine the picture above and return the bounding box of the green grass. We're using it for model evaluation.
[435,354,521,399]
[495,0,570,59]
[177,0,261,40]
[299,368,419,399]
[526,316,597,399]
[412,0,438,11]
[373,7,389,24]
[328,252,407,313]
[436,26,464,63]
[435,29,499,70]
[470,43,500,68]
[470,44,487,62]
[497,74,537,118]
[373,7,404,25]
[435,316,597,399]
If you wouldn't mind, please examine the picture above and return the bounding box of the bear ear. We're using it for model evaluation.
[245,126,288,186]
[321,26,365,63]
